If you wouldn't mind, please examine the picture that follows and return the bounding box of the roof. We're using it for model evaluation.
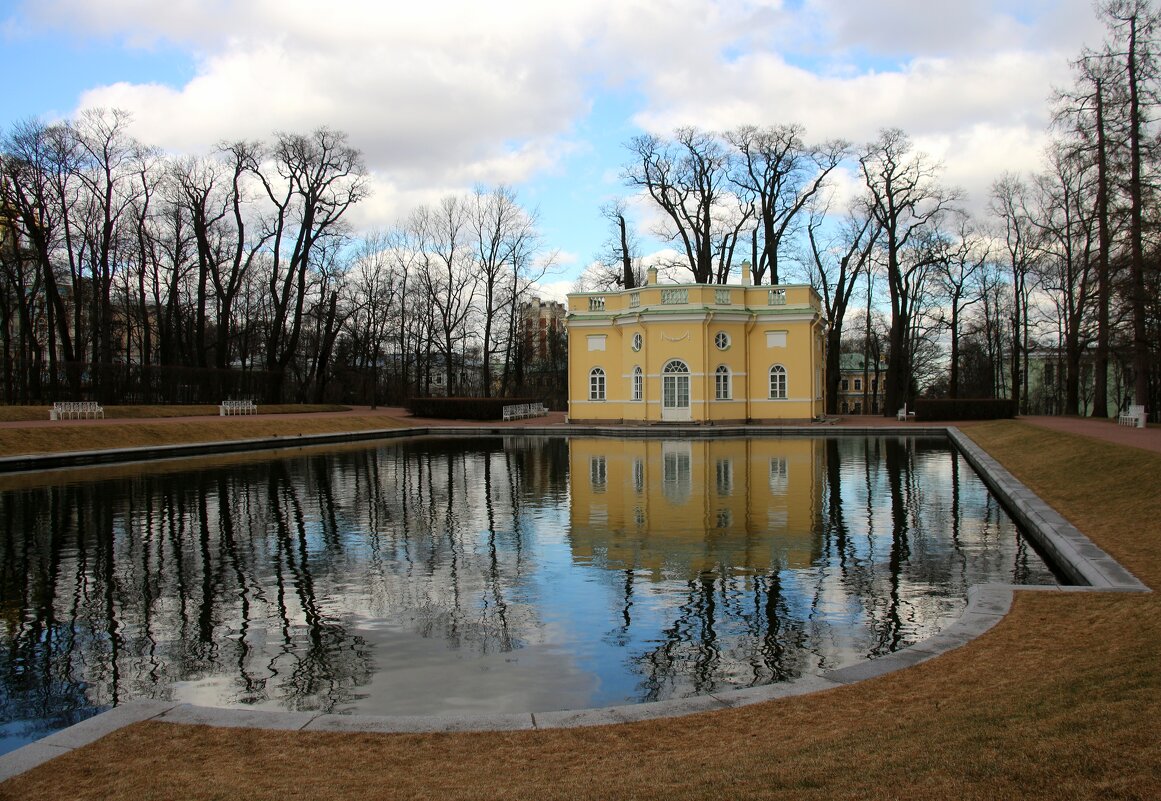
[839,353,882,372]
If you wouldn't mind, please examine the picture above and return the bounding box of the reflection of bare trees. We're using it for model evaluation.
[0,434,1058,752]
[633,568,812,701]
[622,435,1058,699]
[0,437,569,750]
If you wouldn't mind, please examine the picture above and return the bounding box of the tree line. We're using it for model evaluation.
[589,0,1160,419]
[0,112,559,405]
[3,1,1158,416]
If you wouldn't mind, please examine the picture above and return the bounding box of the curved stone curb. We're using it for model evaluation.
[0,423,1151,783]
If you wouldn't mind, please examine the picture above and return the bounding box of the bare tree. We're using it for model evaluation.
[470,185,542,397]
[803,203,878,414]
[344,231,399,407]
[624,127,751,284]
[71,108,146,389]
[990,174,1043,414]
[414,195,478,395]
[1032,142,1098,414]
[859,128,960,413]
[248,128,367,401]
[934,218,988,399]
[728,124,847,285]
[589,198,644,290]
[1101,0,1159,414]
[2,119,88,395]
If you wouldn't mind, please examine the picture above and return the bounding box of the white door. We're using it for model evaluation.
[661,360,691,421]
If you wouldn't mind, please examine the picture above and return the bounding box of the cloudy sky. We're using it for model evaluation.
[1,0,1107,298]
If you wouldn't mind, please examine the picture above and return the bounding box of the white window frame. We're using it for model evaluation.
[662,359,691,410]
[632,365,643,401]
[769,364,787,399]
[589,367,606,400]
[715,365,731,400]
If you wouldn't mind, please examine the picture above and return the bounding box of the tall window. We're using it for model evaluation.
[589,367,606,400]
[769,365,787,399]
[715,365,731,400]
[632,366,643,401]
[662,359,691,410]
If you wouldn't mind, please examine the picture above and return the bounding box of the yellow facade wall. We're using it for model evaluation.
[567,279,827,423]
[567,437,824,579]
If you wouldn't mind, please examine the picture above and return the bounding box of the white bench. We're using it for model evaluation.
[1117,404,1146,428]
[896,404,916,421]
[502,403,548,422]
[50,401,104,420]
[220,399,257,416]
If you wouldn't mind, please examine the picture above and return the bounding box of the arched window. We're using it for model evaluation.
[662,359,690,411]
[589,367,606,400]
[769,365,787,399]
[632,366,643,401]
[715,365,731,400]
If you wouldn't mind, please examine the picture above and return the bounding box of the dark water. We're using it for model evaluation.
[0,435,1058,754]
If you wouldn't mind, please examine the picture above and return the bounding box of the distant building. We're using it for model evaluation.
[566,267,827,423]
[837,353,886,415]
[1025,347,1134,417]
[520,296,566,361]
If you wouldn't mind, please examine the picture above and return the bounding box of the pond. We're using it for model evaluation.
[0,434,1060,754]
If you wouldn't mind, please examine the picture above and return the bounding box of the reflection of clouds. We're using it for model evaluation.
[354,624,599,716]
[0,434,1061,757]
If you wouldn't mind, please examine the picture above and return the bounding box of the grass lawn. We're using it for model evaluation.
[0,420,1158,801]
[0,403,351,423]
[0,405,407,458]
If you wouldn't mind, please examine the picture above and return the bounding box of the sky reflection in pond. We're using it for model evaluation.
[0,435,1058,754]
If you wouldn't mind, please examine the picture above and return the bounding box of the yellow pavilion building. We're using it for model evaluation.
[566,268,828,423]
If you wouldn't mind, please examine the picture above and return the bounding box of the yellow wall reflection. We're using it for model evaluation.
[568,437,824,579]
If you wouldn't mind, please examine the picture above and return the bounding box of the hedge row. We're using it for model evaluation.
[912,398,1016,421]
[405,397,541,420]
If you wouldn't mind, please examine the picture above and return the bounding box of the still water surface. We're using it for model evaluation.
[0,435,1058,754]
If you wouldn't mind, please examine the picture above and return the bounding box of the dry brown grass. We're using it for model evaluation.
[0,403,349,423]
[0,410,402,458]
[1,420,1159,801]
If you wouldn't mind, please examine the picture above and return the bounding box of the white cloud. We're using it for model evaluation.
[528,278,573,305]
[9,0,1114,247]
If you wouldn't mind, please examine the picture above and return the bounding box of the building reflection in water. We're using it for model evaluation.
[0,435,1056,755]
